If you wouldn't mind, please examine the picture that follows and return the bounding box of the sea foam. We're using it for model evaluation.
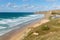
[0,14,44,36]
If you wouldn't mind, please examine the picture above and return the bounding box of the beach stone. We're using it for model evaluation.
[33,32,39,36]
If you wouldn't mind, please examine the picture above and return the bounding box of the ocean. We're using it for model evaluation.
[0,12,44,36]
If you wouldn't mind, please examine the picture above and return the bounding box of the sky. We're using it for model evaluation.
[0,0,60,12]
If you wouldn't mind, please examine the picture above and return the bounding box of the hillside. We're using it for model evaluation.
[23,18,60,40]
[35,10,60,19]
[35,10,60,14]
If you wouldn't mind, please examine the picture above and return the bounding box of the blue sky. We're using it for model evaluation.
[0,0,60,12]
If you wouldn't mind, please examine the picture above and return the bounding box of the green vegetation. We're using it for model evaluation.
[23,18,60,40]
[52,12,57,15]
[41,25,50,31]
[52,12,60,15]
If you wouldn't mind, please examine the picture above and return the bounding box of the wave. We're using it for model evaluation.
[0,14,44,36]
[0,14,44,28]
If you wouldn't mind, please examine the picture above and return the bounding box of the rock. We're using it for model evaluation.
[33,32,39,36]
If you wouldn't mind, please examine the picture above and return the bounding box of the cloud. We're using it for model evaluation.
[44,3,60,10]
[45,0,57,2]
[0,3,51,12]
[52,4,60,9]
[22,0,28,2]
[19,5,48,12]
[6,2,11,7]
[5,2,18,8]
[20,5,34,10]
[0,2,49,12]
[7,4,47,12]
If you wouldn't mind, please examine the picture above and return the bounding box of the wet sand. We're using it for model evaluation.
[0,19,49,40]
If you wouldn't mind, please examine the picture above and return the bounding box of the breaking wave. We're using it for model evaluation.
[0,14,44,36]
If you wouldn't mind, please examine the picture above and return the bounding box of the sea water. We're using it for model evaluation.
[0,12,44,36]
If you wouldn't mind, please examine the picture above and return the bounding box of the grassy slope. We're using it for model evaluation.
[23,18,60,40]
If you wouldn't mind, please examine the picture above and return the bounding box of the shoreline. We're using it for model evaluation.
[0,14,44,36]
[0,18,49,40]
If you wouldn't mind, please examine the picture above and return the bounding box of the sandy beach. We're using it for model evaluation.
[0,18,49,40]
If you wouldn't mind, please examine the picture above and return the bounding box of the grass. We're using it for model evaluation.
[23,18,60,40]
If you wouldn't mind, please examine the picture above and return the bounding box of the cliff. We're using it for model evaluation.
[34,10,60,19]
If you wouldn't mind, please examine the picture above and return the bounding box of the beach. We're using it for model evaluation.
[0,18,49,40]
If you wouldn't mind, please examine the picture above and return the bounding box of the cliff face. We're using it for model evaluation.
[35,10,60,19]
[35,11,52,19]
[35,10,60,14]
[52,10,60,13]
